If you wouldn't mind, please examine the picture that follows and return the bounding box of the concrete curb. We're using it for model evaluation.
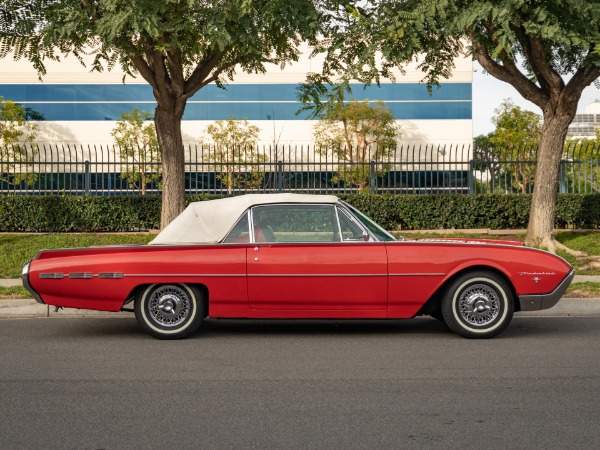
[0,299,132,318]
[0,279,23,287]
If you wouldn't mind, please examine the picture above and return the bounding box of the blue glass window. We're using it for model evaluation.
[0,82,471,121]
[0,82,472,102]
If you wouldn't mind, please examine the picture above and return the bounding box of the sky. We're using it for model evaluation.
[472,62,600,136]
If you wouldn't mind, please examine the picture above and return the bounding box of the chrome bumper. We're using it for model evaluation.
[21,260,45,305]
[519,269,575,311]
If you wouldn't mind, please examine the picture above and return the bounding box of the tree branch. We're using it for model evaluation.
[79,0,100,22]
[524,34,564,96]
[564,51,600,100]
[130,54,157,90]
[148,47,172,105]
[471,37,548,108]
[165,48,185,97]
[185,51,225,96]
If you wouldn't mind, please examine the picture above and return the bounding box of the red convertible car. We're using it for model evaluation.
[22,194,573,339]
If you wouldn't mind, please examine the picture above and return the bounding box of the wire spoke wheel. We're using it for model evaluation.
[442,271,514,339]
[457,284,500,326]
[148,285,191,327]
[135,283,204,339]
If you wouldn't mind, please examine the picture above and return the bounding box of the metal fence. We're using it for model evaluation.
[1,143,599,195]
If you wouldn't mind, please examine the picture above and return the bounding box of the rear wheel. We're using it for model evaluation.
[135,283,204,339]
[441,271,514,339]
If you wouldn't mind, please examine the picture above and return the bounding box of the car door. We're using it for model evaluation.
[247,204,388,312]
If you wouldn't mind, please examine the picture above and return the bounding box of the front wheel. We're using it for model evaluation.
[441,271,514,339]
[135,284,204,339]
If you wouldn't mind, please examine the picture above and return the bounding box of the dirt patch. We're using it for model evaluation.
[564,290,598,299]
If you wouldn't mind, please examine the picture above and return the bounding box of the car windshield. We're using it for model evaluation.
[340,201,396,242]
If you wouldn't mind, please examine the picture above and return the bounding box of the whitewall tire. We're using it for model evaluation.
[135,283,204,339]
[441,271,514,339]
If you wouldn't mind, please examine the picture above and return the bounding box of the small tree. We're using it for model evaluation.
[302,83,399,191]
[0,96,38,186]
[111,108,160,195]
[203,116,267,195]
[490,100,542,193]
[473,132,502,192]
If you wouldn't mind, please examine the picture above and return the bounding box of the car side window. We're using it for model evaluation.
[252,204,340,243]
[337,208,366,241]
[222,212,251,244]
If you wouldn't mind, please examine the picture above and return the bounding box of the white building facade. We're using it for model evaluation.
[0,45,473,148]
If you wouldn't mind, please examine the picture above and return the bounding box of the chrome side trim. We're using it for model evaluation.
[39,273,64,279]
[117,273,445,278]
[123,273,245,278]
[389,273,446,277]
[32,272,447,279]
[122,273,390,278]
[68,272,94,279]
[518,269,574,311]
[248,273,386,277]
[99,272,124,279]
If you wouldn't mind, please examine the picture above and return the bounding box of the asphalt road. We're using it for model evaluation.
[1,316,599,450]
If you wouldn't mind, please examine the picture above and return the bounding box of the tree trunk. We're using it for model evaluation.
[155,104,186,229]
[525,112,572,248]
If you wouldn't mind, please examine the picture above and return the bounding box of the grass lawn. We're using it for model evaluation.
[2,230,598,300]
[555,232,600,275]
[565,282,600,298]
[0,286,31,299]
[0,233,154,278]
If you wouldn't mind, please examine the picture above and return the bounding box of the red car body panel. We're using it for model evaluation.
[385,241,571,318]
[247,243,387,311]
[26,239,572,319]
[30,246,247,312]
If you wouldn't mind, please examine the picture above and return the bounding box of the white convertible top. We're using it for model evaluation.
[150,193,339,244]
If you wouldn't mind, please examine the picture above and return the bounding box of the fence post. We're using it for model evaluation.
[277,161,283,192]
[84,160,90,194]
[468,160,475,194]
[369,161,377,194]
[559,160,567,193]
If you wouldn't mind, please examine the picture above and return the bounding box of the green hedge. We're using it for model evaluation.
[339,194,600,230]
[0,193,598,232]
[0,194,222,232]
